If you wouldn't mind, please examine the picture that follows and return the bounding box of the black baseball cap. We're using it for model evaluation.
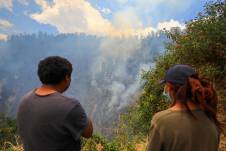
[160,64,196,85]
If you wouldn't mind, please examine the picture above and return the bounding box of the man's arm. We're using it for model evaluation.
[64,102,93,140]
[82,118,93,138]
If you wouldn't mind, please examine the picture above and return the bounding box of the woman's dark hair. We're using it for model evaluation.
[38,56,72,85]
[170,74,221,130]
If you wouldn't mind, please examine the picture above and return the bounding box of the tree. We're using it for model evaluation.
[125,0,226,136]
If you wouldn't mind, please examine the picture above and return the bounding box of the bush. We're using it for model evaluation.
[82,134,120,151]
[0,113,17,147]
[124,0,226,137]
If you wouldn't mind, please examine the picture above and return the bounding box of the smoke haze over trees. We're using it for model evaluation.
[0,31,168,134]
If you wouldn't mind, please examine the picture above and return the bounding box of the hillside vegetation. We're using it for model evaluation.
[123,0,226,150]
[0,0,226,151]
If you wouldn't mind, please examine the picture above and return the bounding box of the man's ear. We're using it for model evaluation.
[65,75,71,81]
[63,75,71,83]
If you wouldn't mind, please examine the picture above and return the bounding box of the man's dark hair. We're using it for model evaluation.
[38,56,72,85]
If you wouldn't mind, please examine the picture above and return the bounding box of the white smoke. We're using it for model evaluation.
[119,63,154,109]
[90,36,156,112]
[108,81,126,108]
[0,31,167,132]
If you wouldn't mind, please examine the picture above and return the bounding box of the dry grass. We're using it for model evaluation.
[135,142,147,151]
[1,136,24,151]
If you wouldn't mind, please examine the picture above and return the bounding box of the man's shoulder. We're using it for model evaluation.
[20,90,81,109]
[59,94,80,105]
[53,94,84,113]
[21,89,35,100]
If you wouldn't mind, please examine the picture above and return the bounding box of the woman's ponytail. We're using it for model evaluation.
[174,74,221,130]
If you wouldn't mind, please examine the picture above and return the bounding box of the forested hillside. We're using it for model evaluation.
[123,0,226,150]
[0,0,225,151]
[0,31,167,135]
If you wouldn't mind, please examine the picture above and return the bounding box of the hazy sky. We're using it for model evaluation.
[0,0,211,39]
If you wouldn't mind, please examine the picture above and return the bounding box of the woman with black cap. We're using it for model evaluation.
[146,64,221,151]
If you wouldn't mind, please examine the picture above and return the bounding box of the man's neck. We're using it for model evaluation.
[35,85,60,96]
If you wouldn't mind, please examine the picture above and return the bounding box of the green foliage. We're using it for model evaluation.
[82,134,121,151]
[123,0,226,137]
[112,116,140,151]
[166,0,226,79]
[0,113,17,147]
[82,130,140,151]
[0,1,225,151]
[122,69,170,136]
